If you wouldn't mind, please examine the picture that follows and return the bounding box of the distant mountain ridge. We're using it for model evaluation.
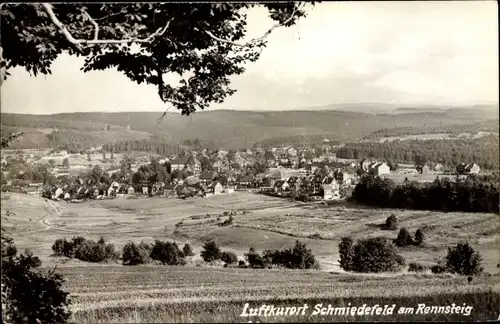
[1,106,498,150]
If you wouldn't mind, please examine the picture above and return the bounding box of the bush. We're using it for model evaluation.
[150,240,185,265]
[385,214,398,230]
[408,262,426,272]
[51,238,65,256]
[221,251,238,265]
[122,241,152,265]
[245,248,268,269]
[182,243,194,257]
[445,242,483,276]
[339,237,405,273]
[431,263,447,274]
[74,238,118,263]
[414,228,425,245]
[395,228,414,247]
[338,237,355,271]
[2,233,71,324]
[238,260,247,268]
[259,241,319,270]
[200,241,222,262]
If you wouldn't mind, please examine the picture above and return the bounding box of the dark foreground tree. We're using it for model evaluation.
[1,230,71,323]
[1,3,315,115]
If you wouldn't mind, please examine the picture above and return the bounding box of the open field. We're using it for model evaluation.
[2,192,499,273]
[55,266,500,323]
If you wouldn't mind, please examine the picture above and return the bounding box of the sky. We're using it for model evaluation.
[1,1,498,115]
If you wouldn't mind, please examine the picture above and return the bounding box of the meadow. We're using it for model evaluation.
[1,191,499,322]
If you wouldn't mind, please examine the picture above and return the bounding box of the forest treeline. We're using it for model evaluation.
[353,174,499,213]
[336,135,499,170]
[253,135,342,148]
[367,119,499,139]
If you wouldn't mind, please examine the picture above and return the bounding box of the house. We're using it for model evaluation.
[434,163,444,172]
[169,155,201,175]
[361,159,374,172]
[237,175,255,188]
[464,163,480,174]
[53,187,64,200]
[310,162,322,174]
[107,181,122,196]
[207,181,223,195]
[322,177,340,200]
[127,186,135,195]
[199,170,218,185]
[368,162,390,176]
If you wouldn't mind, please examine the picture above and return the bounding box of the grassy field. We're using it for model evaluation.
[1,192,499,272]
[1,192,499,322]
[54,266,499,323]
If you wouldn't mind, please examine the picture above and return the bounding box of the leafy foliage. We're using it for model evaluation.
[338,237,406,273]
[244,247,268,269]
[200,240,222,262]
[2,232,71,324]
[1,3,313,114]
[414,228,425,246]
[221,251,238,265]
[122,241,152,265]
[408,262,427,273]
[262,240,319,269]
[445,242,483,276]
[182,243,194,257]
[395,227,414,247]
[150,240,185,265]
[385,214,398,230]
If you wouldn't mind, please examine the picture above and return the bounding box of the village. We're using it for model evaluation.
[0,140,483,204]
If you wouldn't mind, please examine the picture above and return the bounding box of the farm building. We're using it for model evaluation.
[416,164,430,174]
[237,175,255,188]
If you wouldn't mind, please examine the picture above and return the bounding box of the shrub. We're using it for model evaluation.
[150,240,185,265]
[182,243,194,257]
[122,241,151,265]
[245,248,268,269]
[385,214,398,230]
[238,260,247,268]
[260,241,318,270]
[445,242,483,276]
[2,233,71,324]
[408,262,426,272]
[395,227,414,247]
[221,251,238,265]
[431,264,447,274]
[51,238,65,256]
[340,237,405,273]
[74,238,117,263]
[338,237,355,271]
[414,228,425,246]
[200,241,222,262]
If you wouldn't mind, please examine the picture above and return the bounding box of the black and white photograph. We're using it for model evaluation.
[1,1,499,323]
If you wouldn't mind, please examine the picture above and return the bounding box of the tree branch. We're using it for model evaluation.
[82,11,99,41]
[40,3,172,49]
[203,3,303,47]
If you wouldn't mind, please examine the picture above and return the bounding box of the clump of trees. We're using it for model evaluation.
[150,240,186,265]
[338,237,406,273]
[122,241,152,265]
[3,232,71,323]
[353,174,499,213]
[221,251,238,266]
[243,241,319,270]
[52,236,118,262]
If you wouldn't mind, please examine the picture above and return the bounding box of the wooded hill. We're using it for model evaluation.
[1,107,498,150]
